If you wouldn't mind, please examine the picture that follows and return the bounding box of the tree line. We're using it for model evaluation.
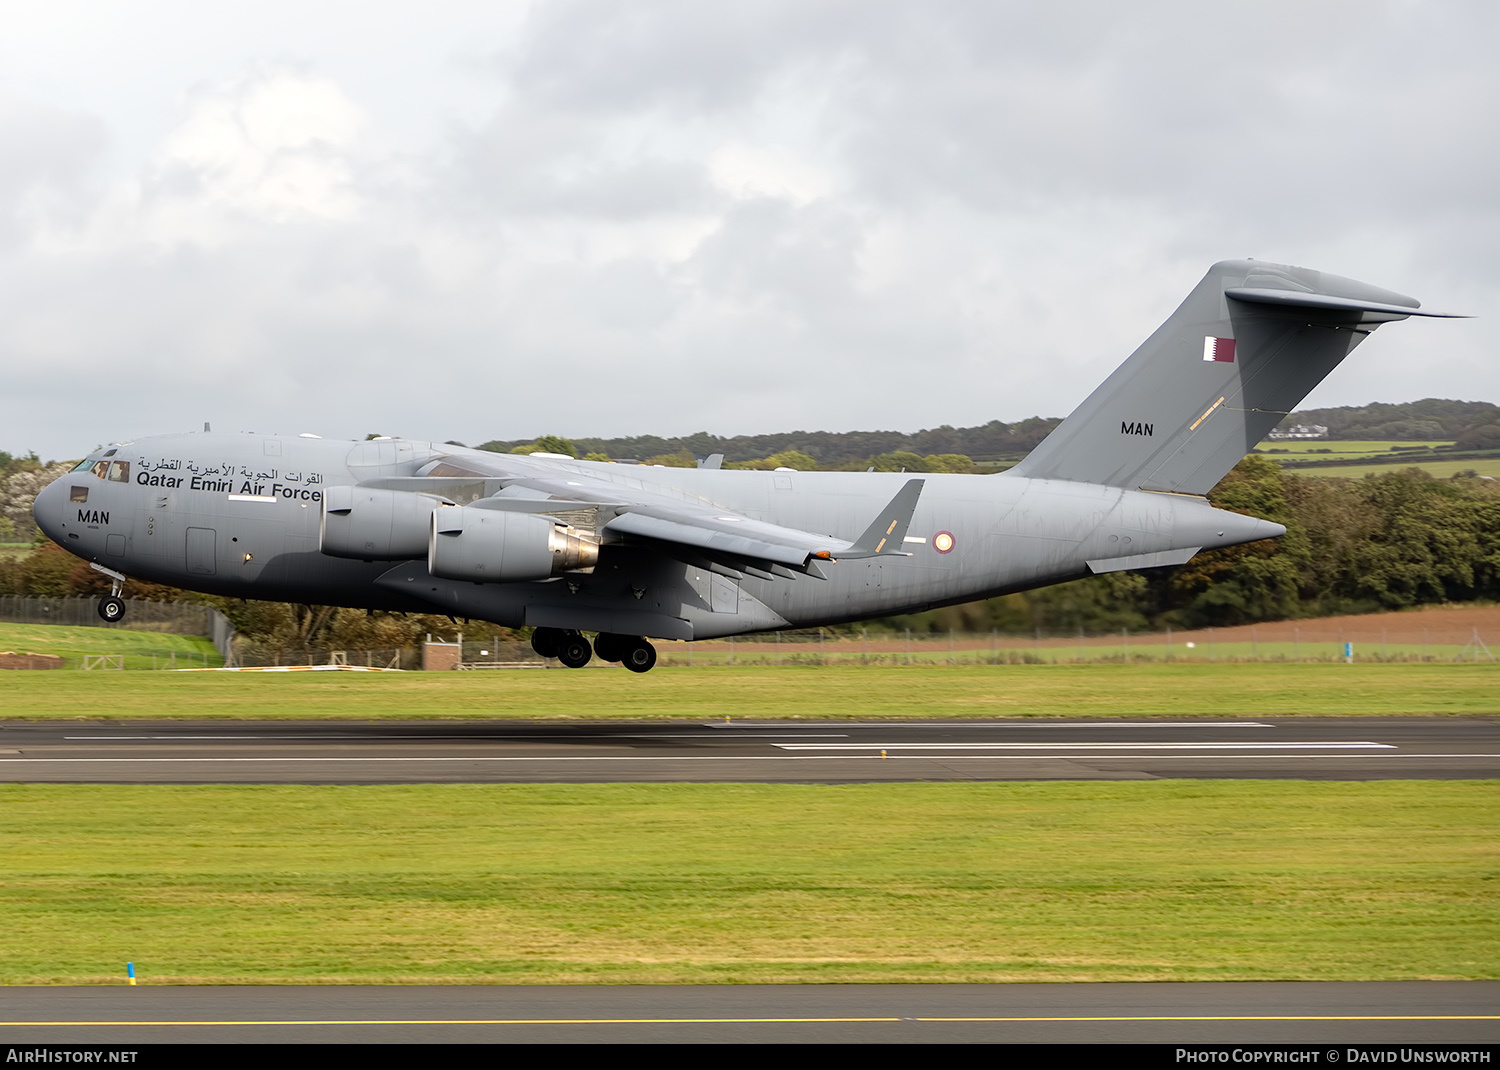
[476,398,1500,467]
[481,419,1063,467]
[1269,398,1500,448]
[883,459,1500,636]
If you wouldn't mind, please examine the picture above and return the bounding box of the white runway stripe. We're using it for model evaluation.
[773,741,1395,750]
[704,721,1275,729]
[11,752,1500,765]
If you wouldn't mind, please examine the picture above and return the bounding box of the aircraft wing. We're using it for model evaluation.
[403,451,924,574]
[603,508,838,568]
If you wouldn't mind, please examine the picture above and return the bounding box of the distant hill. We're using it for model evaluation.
[475,400,1500,466]
[1274,399,1500,445]
[478,418,1064,467]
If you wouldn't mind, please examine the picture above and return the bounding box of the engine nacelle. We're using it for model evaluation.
[428,505,599,583]
[321,486,450,560]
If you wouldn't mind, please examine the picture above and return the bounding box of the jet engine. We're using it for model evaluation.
[428,505,599,582]
[320,486,451,560]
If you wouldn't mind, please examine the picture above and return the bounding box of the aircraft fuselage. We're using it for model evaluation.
[35,432,1278,641]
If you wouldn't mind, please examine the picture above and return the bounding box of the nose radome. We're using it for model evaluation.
[32,477,65,545]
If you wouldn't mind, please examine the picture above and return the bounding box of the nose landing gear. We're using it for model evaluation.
[90,562,128,623]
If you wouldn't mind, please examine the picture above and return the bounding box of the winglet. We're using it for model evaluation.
[832,479,925,559]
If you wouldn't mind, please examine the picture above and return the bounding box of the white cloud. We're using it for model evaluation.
[0,2,1493,461]
[152,67,368,224]
[709,142,832,204]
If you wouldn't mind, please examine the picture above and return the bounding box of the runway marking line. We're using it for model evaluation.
[4,1015,1497,1027]
[704,722,1277,728]
[59,734,857,741]
[774,742,1395,750]
[7,754,1500,764]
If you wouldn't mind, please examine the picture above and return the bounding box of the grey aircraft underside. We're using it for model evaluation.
[34,259,1459,671]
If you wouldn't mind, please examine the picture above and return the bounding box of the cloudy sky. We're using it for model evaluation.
[1,0,1494,460]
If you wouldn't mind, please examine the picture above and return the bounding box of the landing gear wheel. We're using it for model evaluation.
[621,639,657,674]
[98,595,126,623]
[557,632,593,669]
[530,627,564,659]
[592,633,625,663]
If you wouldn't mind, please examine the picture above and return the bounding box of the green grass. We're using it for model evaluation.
[0,621,220,670]
[1,662,1498,720]
[1292,457,1500,480]
[0,781,1492,984]
[1255,439,1453,459]
[668,637,1495,665]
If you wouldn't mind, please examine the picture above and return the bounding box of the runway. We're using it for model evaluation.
[0,717,1496,782]
[1,982,1496,1044]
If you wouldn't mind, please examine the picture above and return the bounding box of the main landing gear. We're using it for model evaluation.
[90,562,128,623]
[593,632,657,673]
[530,628,658,673]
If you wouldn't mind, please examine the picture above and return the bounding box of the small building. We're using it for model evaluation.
[1267,424,1329,440]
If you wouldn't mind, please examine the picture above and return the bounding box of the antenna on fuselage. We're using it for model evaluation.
[203,422,211,432]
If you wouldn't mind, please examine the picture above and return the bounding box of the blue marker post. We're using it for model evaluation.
[127,962,135,986]
[1344,642,1353,664]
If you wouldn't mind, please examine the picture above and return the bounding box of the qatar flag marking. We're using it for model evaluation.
[1203,336,1236,363]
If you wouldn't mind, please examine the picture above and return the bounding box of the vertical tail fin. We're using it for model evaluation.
[1009,260,1460,495]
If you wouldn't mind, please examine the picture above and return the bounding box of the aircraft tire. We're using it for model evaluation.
[621,640,656,674]
[592,633,625,663]
[98,596,126,623]
[557,634,593,669]
[530,627,564,659]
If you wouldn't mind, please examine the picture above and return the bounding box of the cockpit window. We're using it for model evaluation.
[90,461,109,479]
[108,461,130,483]
[70,486,89,503]
[71,459,94,472]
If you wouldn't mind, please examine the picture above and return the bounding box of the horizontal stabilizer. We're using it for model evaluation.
[1224,288,1467,319]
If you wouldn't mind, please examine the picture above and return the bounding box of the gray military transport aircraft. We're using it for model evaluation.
[34,259,1459,672]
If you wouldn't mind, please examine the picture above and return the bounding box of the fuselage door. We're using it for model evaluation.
[186,527,217,575]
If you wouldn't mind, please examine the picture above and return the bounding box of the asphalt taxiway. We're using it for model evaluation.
[0,717,1495,783]
[1,982,1497,1044]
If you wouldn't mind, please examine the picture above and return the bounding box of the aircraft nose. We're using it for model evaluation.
[32,476,66,544]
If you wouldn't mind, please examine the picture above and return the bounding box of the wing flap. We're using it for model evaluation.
[604,511,822,568]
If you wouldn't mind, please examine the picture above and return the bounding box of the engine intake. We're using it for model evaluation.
[321,486,450,560]
[428,505,599,583]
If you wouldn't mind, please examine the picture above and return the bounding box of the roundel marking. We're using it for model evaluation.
[932,531,956,554]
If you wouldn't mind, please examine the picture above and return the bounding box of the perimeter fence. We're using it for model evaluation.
[228,621,1498,670]
[2,594,1495,669]
[0,595,236,665]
